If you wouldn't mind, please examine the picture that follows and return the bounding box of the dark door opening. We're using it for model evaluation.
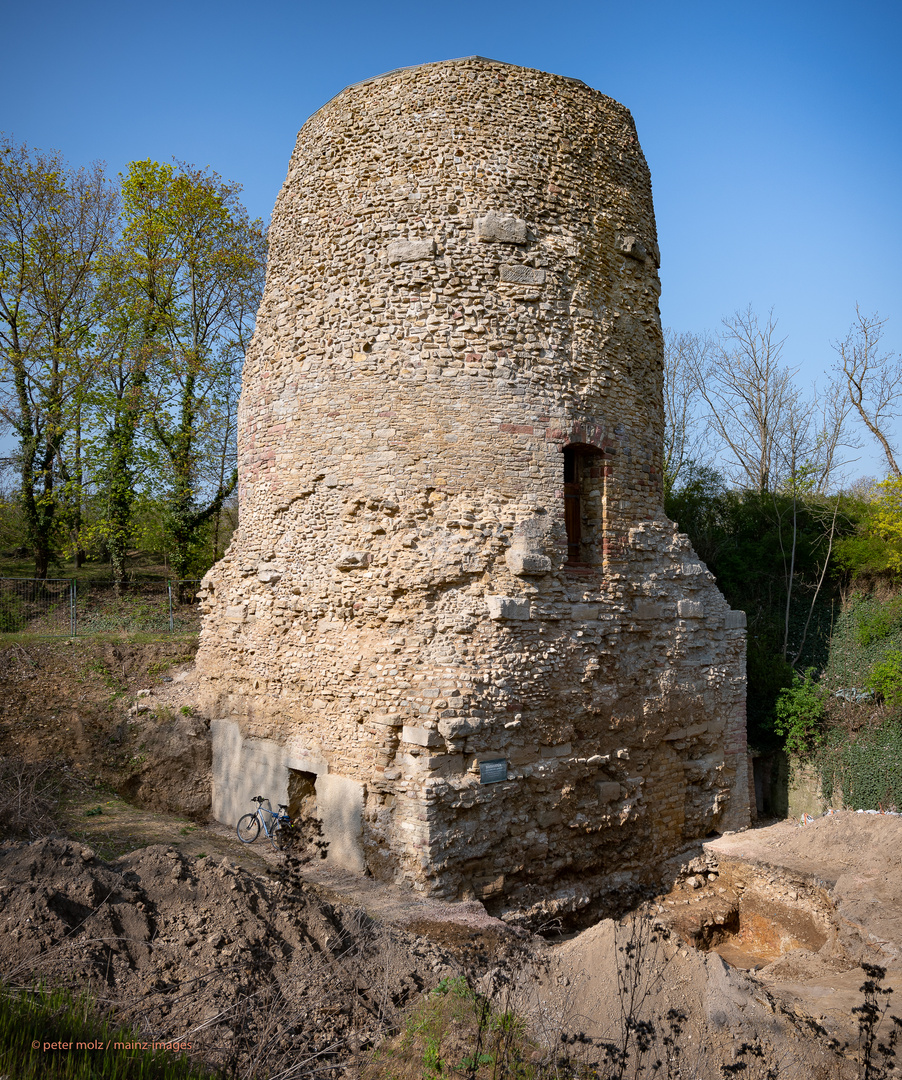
[564,446,582,563]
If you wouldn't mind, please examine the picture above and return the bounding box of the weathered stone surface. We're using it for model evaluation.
[678,599,705,618]
[196,57,748,917]
[315,774,366,872]
[725,610,747,629]
[505,550,552,575]
[401,724,443,748]
[474,210,527,244]
[616,233,648,260]
[486,596,531,620]
[387,239,436,264]
[596,781,623,803]
[499,264,546,285]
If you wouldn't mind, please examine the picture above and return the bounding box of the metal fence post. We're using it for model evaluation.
[168,582,173,633]
[71,578,77,637]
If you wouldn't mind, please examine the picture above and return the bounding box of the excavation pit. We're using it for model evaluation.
[657,855,834,971]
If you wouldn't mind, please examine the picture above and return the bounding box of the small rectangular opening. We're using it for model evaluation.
[564,446,582,563]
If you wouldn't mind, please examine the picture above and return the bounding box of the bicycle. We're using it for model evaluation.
[236,796,293,849]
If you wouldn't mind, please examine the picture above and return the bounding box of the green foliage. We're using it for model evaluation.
[824,594,902,690]
[857,596,902,646]
[819,720,902,811]
[773,669,826,754]
[667,472,851,749]
[0,982,216,1079]
[868,653,902,708]
[1,139,260,584]
[833,482,902,581]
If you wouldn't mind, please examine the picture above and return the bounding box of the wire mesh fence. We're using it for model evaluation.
[0,579,75,636]
[0,577,204,636]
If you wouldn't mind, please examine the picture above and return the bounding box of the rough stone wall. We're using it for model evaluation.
[196,56,748,922]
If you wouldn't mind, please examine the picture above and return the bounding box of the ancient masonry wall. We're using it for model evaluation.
[196,56,749,922]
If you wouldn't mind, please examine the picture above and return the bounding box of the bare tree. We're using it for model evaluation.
[690,306,799,493]
[834,307,901,477]
[662,328,711,494]
[805,376,857,494]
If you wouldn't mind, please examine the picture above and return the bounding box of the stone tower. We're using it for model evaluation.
[196,57,748,921]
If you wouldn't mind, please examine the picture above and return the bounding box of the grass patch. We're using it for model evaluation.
[0,981,218,1079]
[363,975,545,1080]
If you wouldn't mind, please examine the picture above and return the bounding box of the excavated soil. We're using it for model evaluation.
[3,640,902,1076]
[0,836,520,1077]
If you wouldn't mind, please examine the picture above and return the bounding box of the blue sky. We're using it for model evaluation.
[4,0,901,479]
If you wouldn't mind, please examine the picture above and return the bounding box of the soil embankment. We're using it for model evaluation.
[0,638,208,816]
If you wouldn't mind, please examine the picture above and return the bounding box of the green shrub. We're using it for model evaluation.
[773,669,827,754]
[868,652,902,708]
[857,597,902,646]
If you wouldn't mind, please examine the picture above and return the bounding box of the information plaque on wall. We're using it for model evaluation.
[479,759,508,784]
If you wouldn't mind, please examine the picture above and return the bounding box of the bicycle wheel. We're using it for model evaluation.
[271,821,292,851]
[236,813,260,844]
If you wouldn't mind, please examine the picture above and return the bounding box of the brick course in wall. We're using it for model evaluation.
[196,56,749,923]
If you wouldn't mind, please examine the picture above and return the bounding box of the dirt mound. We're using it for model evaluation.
[0,640,209,818]
[0,836,489,1075]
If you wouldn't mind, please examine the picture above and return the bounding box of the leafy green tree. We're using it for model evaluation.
[120,160,265,578]
[78,161,264,586]
[0,137,117,577]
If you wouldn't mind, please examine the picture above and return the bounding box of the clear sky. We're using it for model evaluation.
[4,0,900,479]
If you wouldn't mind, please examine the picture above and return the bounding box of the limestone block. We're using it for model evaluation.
[426,754,465,776]
[725,609,747,629]
[315,773,366,873]
[474,210,527,244]
[438,715,482,739]
[224,606,245,622]
[678,600,705,618]
[572,603,601,620]
[486,595,530,620]
[387,239,436,264]
[256,564,282,583]
[664,723,708,742]
[402,724,443,748]
[499,264,545,285]
[473,874,505,898]
[370,713,404,728]
[505,549,551,576]
[285,753,328,775]
[334,550,371,569]
[616,233,647,260]
[633,602,664,619]
[595,781,622,803]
